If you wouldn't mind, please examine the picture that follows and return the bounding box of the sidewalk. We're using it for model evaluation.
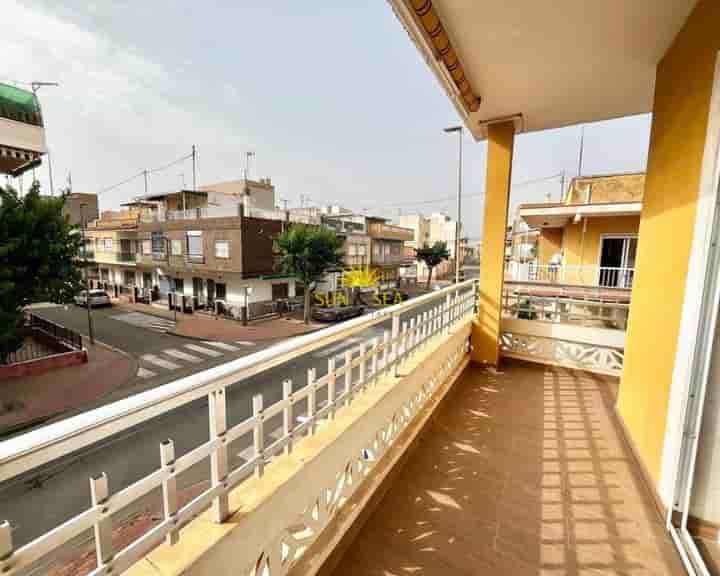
[0,344,135,436]
[116,301,325,343]
[173,313,324,342]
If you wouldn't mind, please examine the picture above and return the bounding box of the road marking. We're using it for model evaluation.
[204,341,241,352]
[137,367,157,379]
[184,343,223,357]
[141,354,180,370]
[112,312,177,333]
[164,348,202,363]
[235,341,256,347]
[313,336,362,358]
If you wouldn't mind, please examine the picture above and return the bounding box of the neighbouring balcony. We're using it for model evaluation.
[506,262,635,289]
[92,251,137,265]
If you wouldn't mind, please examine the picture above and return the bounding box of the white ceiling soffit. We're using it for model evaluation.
[392,0,698,140]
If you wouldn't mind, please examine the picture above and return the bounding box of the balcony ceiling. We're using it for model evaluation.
[394,0,698,140]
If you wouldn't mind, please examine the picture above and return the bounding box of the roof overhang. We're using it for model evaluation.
[389,0,698,140]
[518,202,642,228]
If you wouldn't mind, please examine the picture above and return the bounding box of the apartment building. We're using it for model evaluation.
[136,185,300,316]
[62,192,98,226]
[399,212,463,280]
[507,172,645,288]
[83,208,143,296]
[366,216,414,288]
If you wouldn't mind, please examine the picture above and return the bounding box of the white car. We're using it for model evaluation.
[75,290,111,307]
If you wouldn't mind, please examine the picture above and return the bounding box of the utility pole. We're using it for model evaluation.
[560,170,565,202]
[192,144,197,191]
[143,169,148,197]
[31,81,59,196]
[47,150,55,196]
[577,125,585,177]
[80,204,94,345]
[444,125,463,284]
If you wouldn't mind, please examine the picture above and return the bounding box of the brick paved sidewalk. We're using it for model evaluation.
[115,301,325,342]
[172,312,324,342]
[0,344,135,436]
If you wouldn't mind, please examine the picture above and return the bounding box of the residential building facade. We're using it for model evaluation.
[507,173,645,288]
[136,187,298,316]
[399,212,463,280]
[62,192,98,226]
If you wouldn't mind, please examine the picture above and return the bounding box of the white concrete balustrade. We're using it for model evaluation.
[0,281,477,576]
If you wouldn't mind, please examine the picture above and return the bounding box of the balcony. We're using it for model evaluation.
[331,360,683,575]
[92,251,137,265]
[0,282,476,575]
[185,252,205,264]
[506,262,635,289]
[367,222,414,242]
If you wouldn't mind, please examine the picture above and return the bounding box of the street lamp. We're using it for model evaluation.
[444,125,463,283]
[80,203,95,345]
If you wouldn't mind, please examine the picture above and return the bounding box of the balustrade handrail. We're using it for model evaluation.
[0,279,476,482]
[0,279,477,576]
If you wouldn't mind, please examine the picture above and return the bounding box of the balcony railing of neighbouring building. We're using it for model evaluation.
[0,281,477,576]
[505,261,635,289]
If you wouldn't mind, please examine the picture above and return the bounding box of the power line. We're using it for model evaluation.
[97,151,195,195]
[364,173,563,211]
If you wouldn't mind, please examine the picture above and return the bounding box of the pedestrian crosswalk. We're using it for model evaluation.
[136,340,258,379]
[112,312,177,334]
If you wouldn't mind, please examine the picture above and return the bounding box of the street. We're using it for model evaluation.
[31,305,268,388]
[0,300,438,553]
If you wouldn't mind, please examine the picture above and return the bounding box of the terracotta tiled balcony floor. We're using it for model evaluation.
[333,359,685,575]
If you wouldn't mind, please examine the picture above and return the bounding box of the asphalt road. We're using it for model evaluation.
[0,299,443,552]
[30,305,270,391]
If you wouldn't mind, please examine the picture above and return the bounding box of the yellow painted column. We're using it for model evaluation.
[471,121,515,365]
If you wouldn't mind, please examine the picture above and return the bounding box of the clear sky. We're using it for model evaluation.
[6,1,652,239]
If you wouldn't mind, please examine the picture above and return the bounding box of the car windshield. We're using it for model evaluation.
[89,290,106,296]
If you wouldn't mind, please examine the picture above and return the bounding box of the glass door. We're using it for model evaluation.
[668,183,720,576]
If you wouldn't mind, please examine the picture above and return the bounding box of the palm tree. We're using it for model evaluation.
[275,224,344,323]
[415,241,451,290]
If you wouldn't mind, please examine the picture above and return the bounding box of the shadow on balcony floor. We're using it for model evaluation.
[332,359,684,575]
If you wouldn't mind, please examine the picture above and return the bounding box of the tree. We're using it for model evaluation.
[275,224,344,323]
[0,182,83,360]
[415,241,451,290]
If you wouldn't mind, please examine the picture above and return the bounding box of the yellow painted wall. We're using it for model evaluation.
[562,215,640,278]
[618,0,720,486]
[472,121,514,365]
[537,228,563,265]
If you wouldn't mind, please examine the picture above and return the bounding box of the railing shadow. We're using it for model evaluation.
[333,359,685,575]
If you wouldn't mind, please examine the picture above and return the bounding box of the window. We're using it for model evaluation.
[215,282,227,300]
[171,239,182,256]
[104,238,113,252]
[357,245,367,256]
[142,240,151,255]
[348,244,357,256]
[215,240,230,259]
[272,283,289,300]
[186,231,203,260]
[174,278,184,293]
[151,232,165,254]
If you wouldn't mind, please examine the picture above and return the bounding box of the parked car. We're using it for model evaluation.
[312,305,364,323]
[75,290,112,307]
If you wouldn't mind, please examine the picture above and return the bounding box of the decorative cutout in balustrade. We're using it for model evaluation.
[500,331,624,376]
[241,339,469,576]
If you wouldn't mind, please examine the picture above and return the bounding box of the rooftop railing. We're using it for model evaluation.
[0,279,477,576]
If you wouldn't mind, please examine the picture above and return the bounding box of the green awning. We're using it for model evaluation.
[0,83,43,126]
